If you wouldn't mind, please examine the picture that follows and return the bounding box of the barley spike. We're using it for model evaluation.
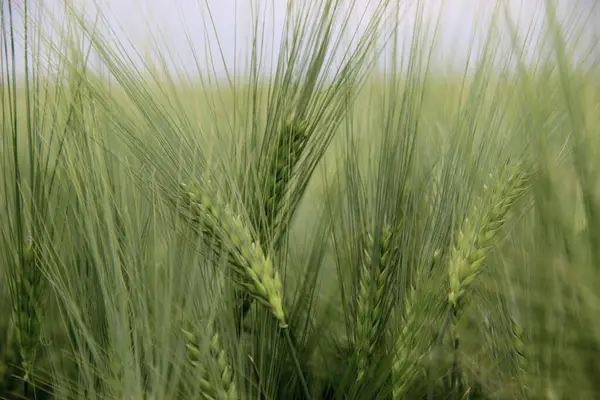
[181,321,238,400]
[354,224,393,384]
[12,237,42,383]
[262,119,308,235]
[448,162,529,308]
[180,180,287,327]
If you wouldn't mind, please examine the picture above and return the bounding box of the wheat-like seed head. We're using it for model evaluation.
[178,179,252,331]
[448,163,529,309]
[180,181,287,328]
[181,321,238,400]
[390,283,420,399]
[510,316,527,383]
[354,224,393,383]
[262,119,308,229]
[12,238,42,382]
[443,163,529,397]
[179,179,224,251]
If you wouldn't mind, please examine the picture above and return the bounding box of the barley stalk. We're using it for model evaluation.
[180,180,287,328]
[354,224,393,384]
[181,321,238,400]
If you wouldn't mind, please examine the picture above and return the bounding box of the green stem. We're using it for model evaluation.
[427,304,452,400]
[283,327,311,400]
[450,306,461,400]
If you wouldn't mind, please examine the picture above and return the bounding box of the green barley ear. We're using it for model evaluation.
[12,236,42,383]
[179,179,251,331]
[228,119,308,333]
[511,316,528,388]
[262,119,309,240]
[180,180,287,328]
[353,224,394,384]
[391,284,420,399]
[448,162,530,309]
[180,178,222,249]
[181,320,238,400]
[446,162,529,396]
[391,250,443,399]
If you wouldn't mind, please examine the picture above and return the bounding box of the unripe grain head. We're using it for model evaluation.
[180,181,287,328]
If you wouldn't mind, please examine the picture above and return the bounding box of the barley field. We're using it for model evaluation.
[2,1,600,399]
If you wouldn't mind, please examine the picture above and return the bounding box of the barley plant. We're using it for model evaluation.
[2,0,600,399]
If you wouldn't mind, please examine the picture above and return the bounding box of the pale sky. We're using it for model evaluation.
[3,0,599,78]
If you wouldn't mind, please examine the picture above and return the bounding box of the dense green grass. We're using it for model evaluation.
[2,0,600,399]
